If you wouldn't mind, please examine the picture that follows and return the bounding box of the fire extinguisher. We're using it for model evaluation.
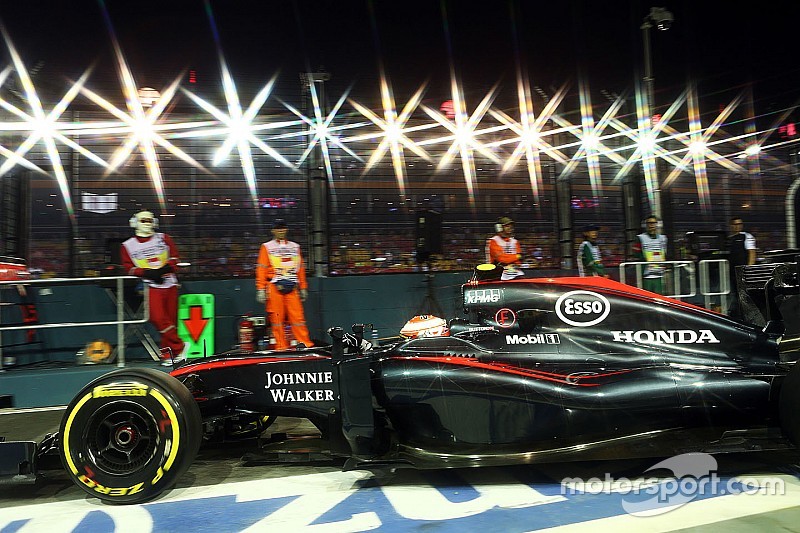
[238,315,255,351]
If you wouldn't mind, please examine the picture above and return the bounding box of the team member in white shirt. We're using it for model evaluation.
[633,215,668,293]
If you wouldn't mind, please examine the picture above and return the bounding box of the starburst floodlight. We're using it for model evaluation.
[0,26,109,218]
[346,79,431,196]
[421,81,501,204]
[744,144,761,157]
[638,135,656,153]
[689,140,706,155]
[583,133,600,151]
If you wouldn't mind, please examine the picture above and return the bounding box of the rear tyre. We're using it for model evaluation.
[59,368,202,504]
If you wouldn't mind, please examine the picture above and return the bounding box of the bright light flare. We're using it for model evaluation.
[282,82,363,190]
[576,79,604,200]
[553,82,628,205]
[421,80,501,205]
[182,72,300,209]
[638,135,656,153]
[583,133,600,151]
[636,83,659,214]
[689,140,706,154]
[661,87,746,212]
[0,27,114,219]
[180,1,300,208]
[86,3,209,212]
[489,82,571,203]
[613,88,690,186]
[744,144,761,157]
[347,80,430,196]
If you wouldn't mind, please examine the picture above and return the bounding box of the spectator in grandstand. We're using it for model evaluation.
[485,216,524,280]
[120,210,186,366]
[726,217,757,318]
[577,224,609,278]
[633,215,668,293]
[256,219,314,350]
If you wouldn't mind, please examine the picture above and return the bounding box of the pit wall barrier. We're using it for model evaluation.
[1,266,732,369]
[0,270,492,371]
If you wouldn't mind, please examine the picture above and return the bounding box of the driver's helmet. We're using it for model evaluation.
[400,315,449,339]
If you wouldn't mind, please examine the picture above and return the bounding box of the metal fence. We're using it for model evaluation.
[0,276,151,370]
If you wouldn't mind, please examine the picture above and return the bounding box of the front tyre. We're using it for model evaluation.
[59,368,202,504]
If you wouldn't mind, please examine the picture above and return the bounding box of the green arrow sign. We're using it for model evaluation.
[177,293,215,359]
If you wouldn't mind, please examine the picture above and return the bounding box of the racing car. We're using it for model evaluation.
[3,263,800,504]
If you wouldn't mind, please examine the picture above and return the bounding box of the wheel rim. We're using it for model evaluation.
[83,400,160,476]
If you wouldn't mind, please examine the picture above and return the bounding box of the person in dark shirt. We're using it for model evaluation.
[726,217,756,318]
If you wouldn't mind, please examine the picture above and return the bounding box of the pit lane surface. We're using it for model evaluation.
[3,409,800,532]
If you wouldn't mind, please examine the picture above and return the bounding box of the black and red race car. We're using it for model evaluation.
[3,264,800,504]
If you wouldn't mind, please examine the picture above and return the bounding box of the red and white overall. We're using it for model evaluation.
[120,233,185,360]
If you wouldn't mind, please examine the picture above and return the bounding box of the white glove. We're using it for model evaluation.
[256,289,267,304]
[300,288,308,302]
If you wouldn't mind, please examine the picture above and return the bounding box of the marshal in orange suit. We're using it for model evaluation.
[255,219,314,350]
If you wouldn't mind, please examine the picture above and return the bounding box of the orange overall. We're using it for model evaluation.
[256,239,314,350]
[486,234,522,266]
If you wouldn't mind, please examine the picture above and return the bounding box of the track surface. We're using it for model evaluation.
[3,409,800,532]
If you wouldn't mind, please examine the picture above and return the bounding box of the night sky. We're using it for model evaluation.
[0,1,797,113]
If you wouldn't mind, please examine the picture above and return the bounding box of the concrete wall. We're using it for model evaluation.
[189,271,473,349]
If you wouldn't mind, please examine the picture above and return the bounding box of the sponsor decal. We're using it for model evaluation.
[611,329,721,344]
[494,308,516,328]
[505,333,561,345]
[265,371,335,402]
[463,326,496,333]
[77,476,144,496]
[92,384,148,398]
[555,290,611,327]
[464,288,502,305]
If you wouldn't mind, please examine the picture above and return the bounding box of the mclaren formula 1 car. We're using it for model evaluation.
[3,264,800,504]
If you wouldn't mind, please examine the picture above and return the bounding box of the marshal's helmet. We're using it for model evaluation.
[400,315,449,339]
[130,210,158,237]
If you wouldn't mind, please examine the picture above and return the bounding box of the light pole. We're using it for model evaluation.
[640,6,673,219]
[300,71,331,278]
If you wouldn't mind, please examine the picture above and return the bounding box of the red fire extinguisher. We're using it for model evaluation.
[238,315,255,351]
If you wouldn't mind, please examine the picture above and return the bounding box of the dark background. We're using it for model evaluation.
[0,1,796,113]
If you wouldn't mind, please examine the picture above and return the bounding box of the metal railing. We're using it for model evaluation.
[698,259,730,311]
[618,260,697,298]
[0,276,150,370]
[619,259,732,310]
